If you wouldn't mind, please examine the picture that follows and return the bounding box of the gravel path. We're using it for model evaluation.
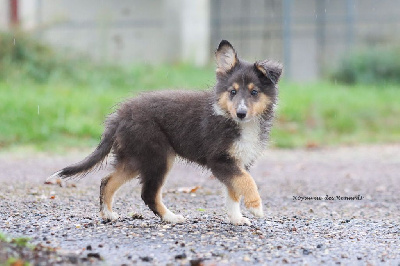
[0,144,399,265]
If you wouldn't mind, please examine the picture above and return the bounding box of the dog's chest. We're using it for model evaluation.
[230,120,265,167]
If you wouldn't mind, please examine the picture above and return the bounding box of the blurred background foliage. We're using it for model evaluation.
[331,46,400,85]
[1,31,400,151]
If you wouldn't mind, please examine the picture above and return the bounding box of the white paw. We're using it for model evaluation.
[100,208,119,221]
[162,211,185,224]
[230,216,251,226]
[249,205,264,218]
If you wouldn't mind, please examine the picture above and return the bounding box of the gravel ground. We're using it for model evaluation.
[0,144,399,265]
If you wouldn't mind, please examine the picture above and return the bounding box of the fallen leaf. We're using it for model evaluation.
[306,141,320,149]
[176,186,201,193]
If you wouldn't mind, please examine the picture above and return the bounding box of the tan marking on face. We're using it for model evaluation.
[247,83,255,90]
[101,167,138,212]
[249,93,271,117]
[230,170,261,209]
[218,91,237,118]
[232,82,239,90]
[154,153,175,217]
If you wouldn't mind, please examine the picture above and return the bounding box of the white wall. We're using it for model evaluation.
[15,0,211,66]
[0,0,9,30]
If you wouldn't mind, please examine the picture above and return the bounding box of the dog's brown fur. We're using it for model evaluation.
[50,40,282,225]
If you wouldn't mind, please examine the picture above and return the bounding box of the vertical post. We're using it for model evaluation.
[164,0,182,62]
[282,0,292,79]
[9,0,19,27]
[180,0,210,66]
[36,0,42,36]
[346,0,355,48]
[316,0,326,76]
[213,0,222,46]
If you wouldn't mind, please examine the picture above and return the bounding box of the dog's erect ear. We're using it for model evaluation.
[215,40,238,74]
[255,60,283,85]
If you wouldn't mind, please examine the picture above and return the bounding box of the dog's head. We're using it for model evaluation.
[214,40,282,122]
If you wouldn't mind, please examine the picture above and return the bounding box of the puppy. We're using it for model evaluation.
[49,40,282,225]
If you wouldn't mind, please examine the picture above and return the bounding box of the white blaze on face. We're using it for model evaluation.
[238,99,247,112]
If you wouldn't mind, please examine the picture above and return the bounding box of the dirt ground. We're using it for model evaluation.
[0,144,399,265]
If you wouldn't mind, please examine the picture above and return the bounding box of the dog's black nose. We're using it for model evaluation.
[236,110,247,119]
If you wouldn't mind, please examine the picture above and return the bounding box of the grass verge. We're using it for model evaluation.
[273,81,400,148]
[1,68,400,151]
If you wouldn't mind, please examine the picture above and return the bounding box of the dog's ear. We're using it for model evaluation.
[254,60,283,85]
[215,40,238,75]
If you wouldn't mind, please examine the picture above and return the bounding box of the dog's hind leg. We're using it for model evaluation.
[99,167,138,220]
[140,153,185,224]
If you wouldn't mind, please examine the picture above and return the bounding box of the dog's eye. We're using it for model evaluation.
[230,90,237,96]
[251,90,258,96]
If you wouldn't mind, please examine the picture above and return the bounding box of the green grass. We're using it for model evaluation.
[0,64,215,151]
[1,64,400,151]
[272,82,400,147]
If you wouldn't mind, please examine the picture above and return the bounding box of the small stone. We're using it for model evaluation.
[190,258,205,266]
[140,256,153,262]
[68,256,78,264]
[303,249,311,255]
[87,253,101,259]
[243,255,251,261]
[175,253,187,260]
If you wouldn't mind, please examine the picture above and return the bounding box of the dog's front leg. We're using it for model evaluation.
[229,169,264,219]
[210,158,264,225]
[224,186,250,225]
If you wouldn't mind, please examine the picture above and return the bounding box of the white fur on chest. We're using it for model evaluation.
[230,119,265,167]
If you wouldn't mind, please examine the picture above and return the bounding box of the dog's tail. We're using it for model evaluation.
[48,113,119,180]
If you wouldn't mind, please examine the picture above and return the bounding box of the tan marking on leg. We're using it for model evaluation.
[155,191,167,216]
[232,82,240,90]
[230,170,261,209]
[247,83,255,90]
[227,187,240,202]
[154,154,175,217]
[151,153,185,223]
[218,91,236,118]
[101,167,138,212]
[250,94,271,116]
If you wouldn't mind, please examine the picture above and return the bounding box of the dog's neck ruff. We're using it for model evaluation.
[230,118,265,168]
[212,102,227,117]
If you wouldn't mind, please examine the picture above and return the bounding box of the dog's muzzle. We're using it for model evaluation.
[236,101,247,119]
